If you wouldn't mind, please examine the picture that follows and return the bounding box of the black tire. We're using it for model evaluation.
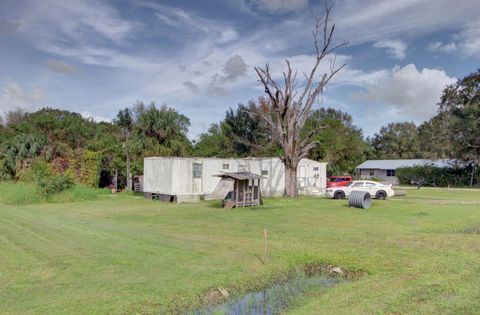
[376,191,386,200]
[334,191,345,200]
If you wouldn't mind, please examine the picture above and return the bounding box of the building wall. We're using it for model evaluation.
[144,157,327,197]
[143,158,174,194]
[358,168,399,184]
[298,158,327,190]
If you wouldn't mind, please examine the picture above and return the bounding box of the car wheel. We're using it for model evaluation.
[376,191,386,200]
[334,191,345,199]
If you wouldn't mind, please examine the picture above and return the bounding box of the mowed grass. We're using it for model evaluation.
[0,187,479,314]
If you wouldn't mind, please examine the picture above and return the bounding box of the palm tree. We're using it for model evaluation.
[0,133,45,178]
[114,108,134,191]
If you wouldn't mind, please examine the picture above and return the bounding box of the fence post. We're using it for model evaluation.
[263,228,268,263]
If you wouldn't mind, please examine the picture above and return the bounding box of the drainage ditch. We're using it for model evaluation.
[189,264,363,315]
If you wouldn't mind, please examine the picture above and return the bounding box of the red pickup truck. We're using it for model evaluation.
[326,176,353,188]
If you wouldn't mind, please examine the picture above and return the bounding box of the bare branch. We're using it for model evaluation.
[252,1,346,196]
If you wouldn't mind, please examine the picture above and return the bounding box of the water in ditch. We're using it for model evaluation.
[191,274,343,315]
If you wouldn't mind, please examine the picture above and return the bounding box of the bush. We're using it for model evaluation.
[36,174,75,197]
[66,150,100,187]
[16,159,50,182]
[396,166,478,187]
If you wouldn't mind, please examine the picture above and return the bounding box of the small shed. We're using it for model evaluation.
[209,172,263,208]
[132,175,144,193]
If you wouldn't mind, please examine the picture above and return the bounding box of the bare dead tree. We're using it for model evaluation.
[254,2,347,197]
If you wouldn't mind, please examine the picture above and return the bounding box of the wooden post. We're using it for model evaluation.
[263,228,268,263]
[235,181,238,208]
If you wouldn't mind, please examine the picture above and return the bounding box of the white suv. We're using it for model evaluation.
[325,180,395,200]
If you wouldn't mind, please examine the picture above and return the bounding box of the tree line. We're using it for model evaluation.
[0,69,478,189]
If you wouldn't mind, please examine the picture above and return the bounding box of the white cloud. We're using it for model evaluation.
[80,111,111,123]
[205,55,249,96]
[335,0,480,44]
[456,18,480,57]
[19,0,139,43]
[428,41,457,53]
[0,80,45,115]
[46,59,76,74]
[217,28,238,44]
[252,0,308,12]
[353,64,456,121]
[150,3,239,45]
[183,80,199,93]
[373,39,407,59]
[7,0,142,72]
[223,55,248,81]
[207,80,230,97]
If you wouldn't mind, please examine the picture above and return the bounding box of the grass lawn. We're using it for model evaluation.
[1,186,480,314]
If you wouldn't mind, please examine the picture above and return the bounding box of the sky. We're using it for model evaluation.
[0,0,479,138]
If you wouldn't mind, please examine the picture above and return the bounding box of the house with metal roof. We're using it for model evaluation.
[355,159,460,183]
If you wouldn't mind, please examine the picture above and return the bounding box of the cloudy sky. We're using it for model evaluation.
[0,0,479,137]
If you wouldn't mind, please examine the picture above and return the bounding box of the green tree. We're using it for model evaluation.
[87,122,127,188]
[0,133,46,178]
[10,108,96,149]
[439,69,480,187]
[305,108,368,174]
[417,112,453,159]
[193,101,281,158]
[114,108,134,191]
[370,122,421,159]
[131,102,192,158]
[193,122,235,157]
[224,102,278,157]
[0,108,126,187]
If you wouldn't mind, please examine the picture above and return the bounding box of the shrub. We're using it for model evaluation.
[16,159,50,182]
[36,174,75,197]
[396,166,478,187]
[66,150,100,187]
[0,160,13,181]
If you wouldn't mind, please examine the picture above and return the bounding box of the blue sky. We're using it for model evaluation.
[0,0,479,138]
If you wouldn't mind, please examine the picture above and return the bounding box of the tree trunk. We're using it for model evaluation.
[284,163,298,197]
[470,162,476,188]
[126,151,131,192]
[125,131,132,192]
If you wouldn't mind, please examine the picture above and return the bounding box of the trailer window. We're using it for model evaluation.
[313,167,319,171]
[193,163,202,178]
[238,165,247,172]
[222,163,229,170]
[261,170,268,176]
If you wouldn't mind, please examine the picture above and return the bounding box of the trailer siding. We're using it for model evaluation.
[143,157,326,198]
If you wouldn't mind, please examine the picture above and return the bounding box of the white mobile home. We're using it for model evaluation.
[143,157,327,202]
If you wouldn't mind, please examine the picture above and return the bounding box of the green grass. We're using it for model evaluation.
[0,187,480,314]
[0,181,103,205]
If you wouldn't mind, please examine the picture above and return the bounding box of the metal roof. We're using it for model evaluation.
[356,159,460,170]
[214,172,263,180]
[144,156,327,164]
